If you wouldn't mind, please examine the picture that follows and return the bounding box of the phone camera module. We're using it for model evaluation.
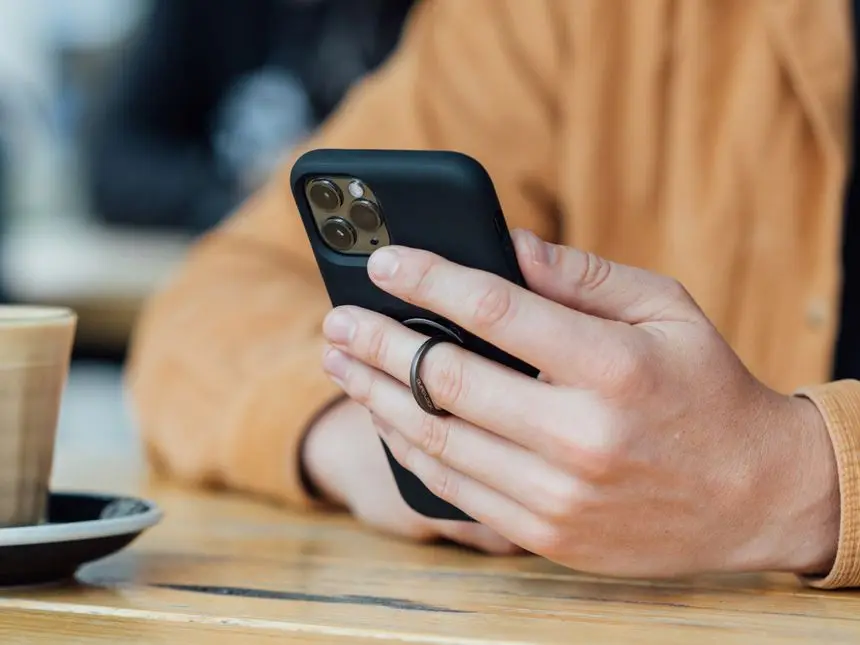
[349,199,382,232]
[308,179,343,211]
[321,217,357,251]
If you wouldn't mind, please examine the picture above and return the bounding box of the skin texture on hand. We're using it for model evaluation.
[301,397,521,554]
[318,229,840,579]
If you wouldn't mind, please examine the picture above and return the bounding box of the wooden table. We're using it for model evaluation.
[3,403,860,643]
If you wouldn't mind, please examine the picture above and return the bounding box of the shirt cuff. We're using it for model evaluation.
[794,380,860,589]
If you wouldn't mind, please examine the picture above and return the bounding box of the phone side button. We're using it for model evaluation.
[495,221,521,279]
[493,213,513,249]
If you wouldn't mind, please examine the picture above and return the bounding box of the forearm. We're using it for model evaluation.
[301,397,359,508]
[126,183,340,507]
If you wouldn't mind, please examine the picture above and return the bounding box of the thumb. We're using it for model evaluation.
[511,229,701,324]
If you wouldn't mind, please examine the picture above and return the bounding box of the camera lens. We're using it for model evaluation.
[308,179,342,211]
[349,199,382,232]
[321,217,357,251]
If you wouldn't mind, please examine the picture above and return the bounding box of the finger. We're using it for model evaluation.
[432,521,524,555]
[364,246,633,385]
[370,408,581,525]
[377,423,547,550]
[323,308,559,450]
[325,344,583,510]
[511,229,702,324]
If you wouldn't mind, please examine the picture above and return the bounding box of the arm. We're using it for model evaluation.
[126,0,564,507]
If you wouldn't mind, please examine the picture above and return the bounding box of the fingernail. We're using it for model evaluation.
[323,309,356,344]
[368,248,400,281]
[520,229,553,265]
[322,347,350,381]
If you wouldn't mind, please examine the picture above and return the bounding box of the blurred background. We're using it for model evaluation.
[0,0,413,473]
[0,0,177,351]
[0,0,177,472]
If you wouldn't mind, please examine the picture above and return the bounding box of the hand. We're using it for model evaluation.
[319,229,840,579]
[301,397,520,554]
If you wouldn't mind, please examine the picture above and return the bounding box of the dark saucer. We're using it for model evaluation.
[0,491,162,587]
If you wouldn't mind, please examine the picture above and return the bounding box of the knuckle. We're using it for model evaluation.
[335,356,360,396]
[400,441,422,473]
[388,434,411,467]
[410,526,440,542]
[400,443,460,504]
[471,281,515,330]
[546,399,630,484]
[576,252,613,292]
[428,352,469,408]
[417,413,452,459]
[575,446,620,483]
[424,463,459,503]
[398,522,436,542]
[531,408,569,454]
[361,320,390,367]
[562,433,626,484]
[409,256,437,300]
[607,344,642,386]
[436,468,459,502]
[599,341,651,397]
[346,369,374,406]
[662,276,692,303]
[536,476,583,520]
[525,522,566,559]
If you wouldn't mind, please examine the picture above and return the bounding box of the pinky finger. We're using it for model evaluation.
[379,427,545,550]
[434,522,525,555]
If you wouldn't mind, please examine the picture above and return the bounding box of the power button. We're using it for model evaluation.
[494,214,520,277]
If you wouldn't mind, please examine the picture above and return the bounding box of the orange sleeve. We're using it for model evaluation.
[125,0,563,508]
[795,380,860,588]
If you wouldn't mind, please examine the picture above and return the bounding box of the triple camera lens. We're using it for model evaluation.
[308,179,383,252]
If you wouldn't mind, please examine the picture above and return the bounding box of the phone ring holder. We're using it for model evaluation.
[403,318,463,416]
[409,335,457,417]
[402,318,463,343]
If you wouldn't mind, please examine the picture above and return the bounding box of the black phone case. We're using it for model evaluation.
[291,148,538,521]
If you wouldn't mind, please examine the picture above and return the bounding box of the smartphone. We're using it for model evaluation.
[290,148,539,521]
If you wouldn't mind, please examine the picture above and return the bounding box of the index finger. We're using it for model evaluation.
[366,246,631,385]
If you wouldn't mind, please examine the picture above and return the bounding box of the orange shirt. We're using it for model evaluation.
[126,0,860,588]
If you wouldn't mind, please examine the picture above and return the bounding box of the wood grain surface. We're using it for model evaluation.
[1,395,858,643]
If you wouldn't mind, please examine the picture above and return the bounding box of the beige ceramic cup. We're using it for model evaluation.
[0,306,76,528]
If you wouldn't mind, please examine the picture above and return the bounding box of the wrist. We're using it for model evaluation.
[759,394,840,575]
[301,398,352,508]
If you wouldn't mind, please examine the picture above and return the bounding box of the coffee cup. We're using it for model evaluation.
[0,306,76,528]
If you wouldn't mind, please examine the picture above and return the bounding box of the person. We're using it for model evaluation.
[87,0,415,234]
[126,0,860,588]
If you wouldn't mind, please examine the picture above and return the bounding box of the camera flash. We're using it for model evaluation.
[347,180,365,199]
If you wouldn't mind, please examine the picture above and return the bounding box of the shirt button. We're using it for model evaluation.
[806,298,829,329]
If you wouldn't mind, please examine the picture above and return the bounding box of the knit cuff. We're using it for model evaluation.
[794,380,860,589]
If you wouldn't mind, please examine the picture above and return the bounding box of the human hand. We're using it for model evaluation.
[319,229,840,579]
[302,397,520,554]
